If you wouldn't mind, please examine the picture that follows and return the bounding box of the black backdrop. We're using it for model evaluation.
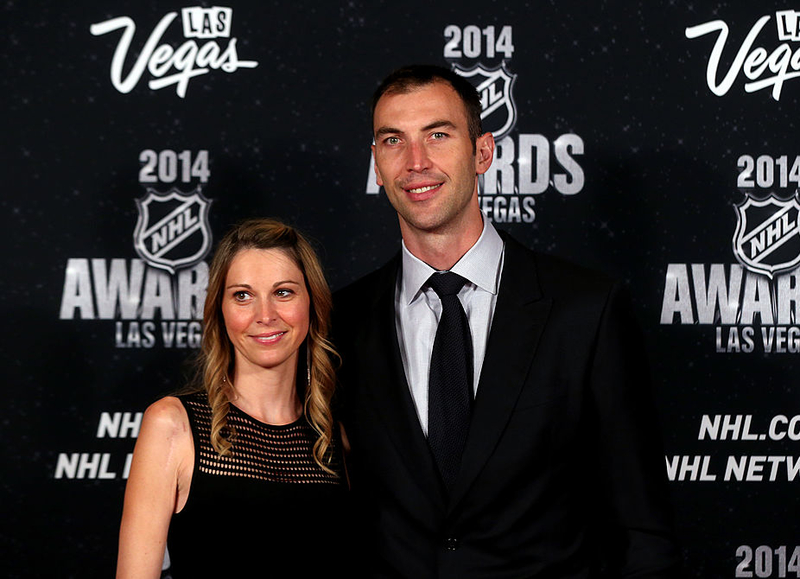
[3,1,798,577]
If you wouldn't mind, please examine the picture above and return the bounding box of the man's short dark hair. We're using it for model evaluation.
[371,64,484,144]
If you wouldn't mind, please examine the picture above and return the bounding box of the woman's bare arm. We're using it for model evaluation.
[116,397,193,579]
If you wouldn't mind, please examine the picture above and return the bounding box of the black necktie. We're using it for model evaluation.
[427,272,473,490]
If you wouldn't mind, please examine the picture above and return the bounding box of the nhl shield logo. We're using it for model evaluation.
[453,63,517,139]
[134,187,212,274]
[732,193,800,278]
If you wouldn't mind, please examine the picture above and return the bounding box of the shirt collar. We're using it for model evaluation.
[399,216,504,305]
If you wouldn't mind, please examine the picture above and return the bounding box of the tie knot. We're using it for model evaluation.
[427,272,468,298]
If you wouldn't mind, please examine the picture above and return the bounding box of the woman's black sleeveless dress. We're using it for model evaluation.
[166,392,352,577]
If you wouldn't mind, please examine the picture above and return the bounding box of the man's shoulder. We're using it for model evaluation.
[335,255,399,300]
[500,230,616,296]
[535,249,615,291]
[332,254,400,326]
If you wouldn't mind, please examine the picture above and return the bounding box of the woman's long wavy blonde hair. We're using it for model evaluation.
[195,218,339,473]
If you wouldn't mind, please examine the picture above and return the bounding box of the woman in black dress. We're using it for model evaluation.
[116,218,350,577]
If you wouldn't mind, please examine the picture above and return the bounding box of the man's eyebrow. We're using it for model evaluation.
[375,126,403,137]
[374,120,457,138]
[422,120,456,132]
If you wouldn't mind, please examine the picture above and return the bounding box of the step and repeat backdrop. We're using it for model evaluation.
[2,1,798,577]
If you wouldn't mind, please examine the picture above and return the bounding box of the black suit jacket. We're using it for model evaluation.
[334,232,680,578]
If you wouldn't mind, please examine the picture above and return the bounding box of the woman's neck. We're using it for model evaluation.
[230,363,303,425]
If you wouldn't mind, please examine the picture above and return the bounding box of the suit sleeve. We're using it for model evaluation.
[589,283,682,578]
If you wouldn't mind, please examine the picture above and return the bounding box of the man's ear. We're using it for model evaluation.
[475,132,495,175]
[371,143,384,187]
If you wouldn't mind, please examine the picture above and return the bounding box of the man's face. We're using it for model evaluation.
[372,81,493,236]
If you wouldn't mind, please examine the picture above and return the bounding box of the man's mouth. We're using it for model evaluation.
[406,184,440,194]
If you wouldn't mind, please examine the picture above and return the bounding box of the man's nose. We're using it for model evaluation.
[406,140,431,172]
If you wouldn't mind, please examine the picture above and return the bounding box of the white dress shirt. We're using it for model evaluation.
[395,217,505,435]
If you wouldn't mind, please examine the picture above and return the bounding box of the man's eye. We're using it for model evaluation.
[385,136,400,145]
[432,132,447,139]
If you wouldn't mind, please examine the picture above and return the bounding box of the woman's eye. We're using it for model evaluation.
[233,291,250,301]
[275,288,294,298]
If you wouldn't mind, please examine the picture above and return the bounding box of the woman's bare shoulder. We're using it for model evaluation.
[141,396,190,438]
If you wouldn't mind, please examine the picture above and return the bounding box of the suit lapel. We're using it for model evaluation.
[360,257,447,503]
[449,234,551,510]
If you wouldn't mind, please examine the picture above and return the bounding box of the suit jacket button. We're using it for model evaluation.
[445,537,459,551]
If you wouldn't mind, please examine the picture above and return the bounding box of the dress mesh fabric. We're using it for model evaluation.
[184,392,342,484]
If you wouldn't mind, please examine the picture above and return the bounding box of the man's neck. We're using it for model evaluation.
[400,211,484,271]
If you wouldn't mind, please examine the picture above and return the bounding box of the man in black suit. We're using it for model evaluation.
[334,65,680,578]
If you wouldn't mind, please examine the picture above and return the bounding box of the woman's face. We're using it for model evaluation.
[221,248,310,377]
